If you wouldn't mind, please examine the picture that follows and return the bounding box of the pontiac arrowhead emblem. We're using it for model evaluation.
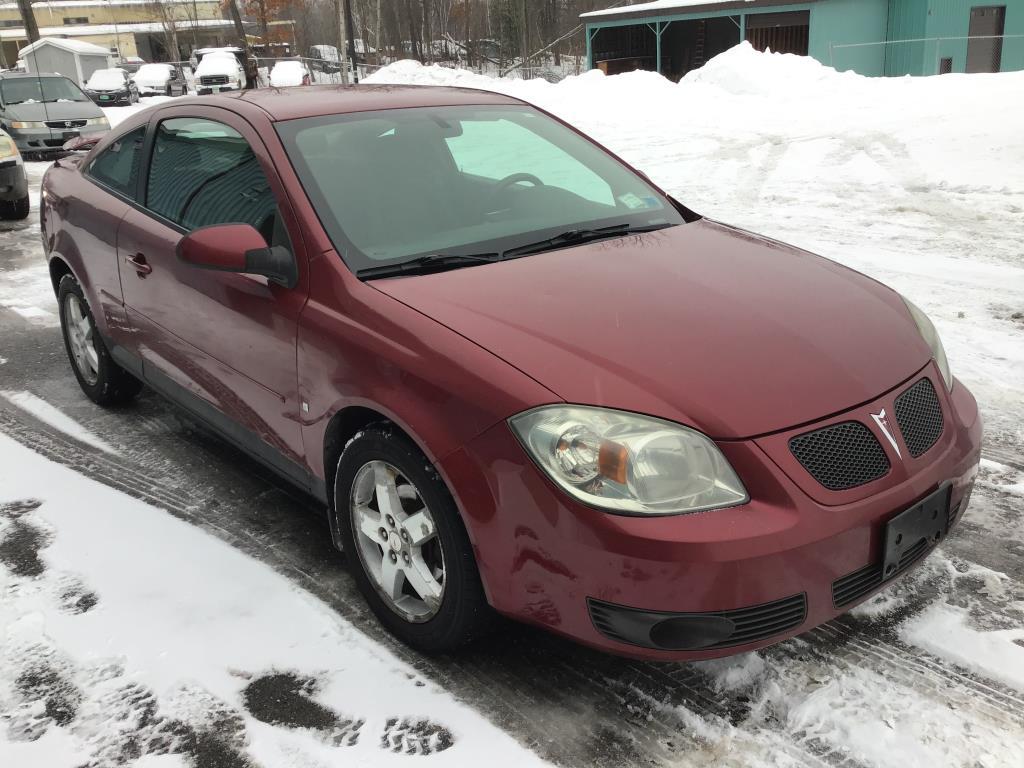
[871,409,901,458]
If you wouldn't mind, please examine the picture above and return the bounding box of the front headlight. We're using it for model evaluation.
[0,134,19,159]
[85,117,110,127]
[901,296,952,391]
[10,120,45,129]
[509,406,748,516]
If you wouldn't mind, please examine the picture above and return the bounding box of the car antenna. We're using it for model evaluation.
[22,43,54,138]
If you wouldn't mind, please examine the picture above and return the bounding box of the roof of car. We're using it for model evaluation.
[0,71,66,78]
[214,83,525,122]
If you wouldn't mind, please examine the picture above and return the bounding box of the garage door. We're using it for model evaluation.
[745,11,810,56]
[966,6,1005,73]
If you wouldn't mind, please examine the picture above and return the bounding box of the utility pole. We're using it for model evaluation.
[15,0,40,44]
[343,0,359,83]
[226,0,247,49]
[375,0,381,65]
[334,0,349,84]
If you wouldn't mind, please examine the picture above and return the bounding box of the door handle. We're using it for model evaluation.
[125,253,152,276]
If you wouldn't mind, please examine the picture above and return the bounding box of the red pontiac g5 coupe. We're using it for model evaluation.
[40,86,981,660]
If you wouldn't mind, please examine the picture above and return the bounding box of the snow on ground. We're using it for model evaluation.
[0,391,114,454]
[365,44,1024,457]
[0,432,549,767]
[901,600,1024,690]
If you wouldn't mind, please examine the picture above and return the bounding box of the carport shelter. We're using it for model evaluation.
[582,0,1024,79]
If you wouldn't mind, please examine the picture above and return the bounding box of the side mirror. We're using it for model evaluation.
[177,223,297,288]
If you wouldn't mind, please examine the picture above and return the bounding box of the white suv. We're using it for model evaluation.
[195,51,244,95]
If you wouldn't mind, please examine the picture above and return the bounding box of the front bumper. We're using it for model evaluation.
[88,91,131,105]
[440,364,982,660]
[196,84,239,95]
[0,158,28,201]
[8,125,108,156]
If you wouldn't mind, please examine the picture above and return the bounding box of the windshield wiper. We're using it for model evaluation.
[357,252,501,279]
[501,222,673,259]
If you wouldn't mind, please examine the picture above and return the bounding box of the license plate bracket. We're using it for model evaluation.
[883,485,950,579]
[61,131,79,141]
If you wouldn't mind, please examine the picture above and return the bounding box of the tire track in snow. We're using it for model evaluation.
[816,618,1024,724]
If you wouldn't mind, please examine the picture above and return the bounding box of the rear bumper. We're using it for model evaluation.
[0,159,28,201]
[440,368,981,660]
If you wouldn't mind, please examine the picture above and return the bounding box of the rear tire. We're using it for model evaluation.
[334,427,492,653]
[0,194,29,221]
[58,274,143,406]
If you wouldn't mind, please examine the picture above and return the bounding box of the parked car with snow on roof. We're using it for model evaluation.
[84,68,138,105]
[195,51,244,95]
[133,63,189,96]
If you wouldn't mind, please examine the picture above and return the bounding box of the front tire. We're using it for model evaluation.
[0,194,29,220]
[334,427,491,653]
[58,274,142,406]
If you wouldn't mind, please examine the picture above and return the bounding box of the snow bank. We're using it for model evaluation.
[681,41,860,96]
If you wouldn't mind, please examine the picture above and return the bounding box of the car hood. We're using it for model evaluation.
[4,100,103,121]
[372,219,932,439]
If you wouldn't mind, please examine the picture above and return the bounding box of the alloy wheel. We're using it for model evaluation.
[350,460,445,622]
[64,293,99,385]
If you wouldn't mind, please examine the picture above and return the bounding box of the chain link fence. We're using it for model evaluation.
[830,34,1024,77]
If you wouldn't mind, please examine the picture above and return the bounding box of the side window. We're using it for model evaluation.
[145,117,280,242]
[87,126,145,198]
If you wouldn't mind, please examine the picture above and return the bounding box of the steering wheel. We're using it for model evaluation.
[488,173,545,207]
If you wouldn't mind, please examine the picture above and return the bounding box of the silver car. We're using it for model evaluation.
[0,128,28,220]
[0,72,109,159]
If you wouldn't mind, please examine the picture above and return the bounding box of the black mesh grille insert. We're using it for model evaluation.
[588,594,807,651]
[789,421,890,491]
[894,378,944,458]
[832,538,932,608]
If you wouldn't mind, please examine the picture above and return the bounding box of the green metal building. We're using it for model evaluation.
[582,0,1024,79]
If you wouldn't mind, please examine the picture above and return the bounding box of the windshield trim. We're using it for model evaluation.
[275,105,692,276]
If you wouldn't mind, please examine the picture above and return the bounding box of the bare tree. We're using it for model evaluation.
[15,0,40,44]
[147,1,181,61]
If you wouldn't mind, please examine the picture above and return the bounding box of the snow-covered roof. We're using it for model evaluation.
[1,18,238,41]
[19,37,111,55]
[582,0,790,21]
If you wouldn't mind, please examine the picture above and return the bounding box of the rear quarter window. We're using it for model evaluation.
[87,126,146,198]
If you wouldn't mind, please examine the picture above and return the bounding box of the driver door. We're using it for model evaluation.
[116,107,310,479]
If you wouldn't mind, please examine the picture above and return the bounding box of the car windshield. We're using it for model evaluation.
[0,76,90,104]
[86,69,125,90]
[276,105,685,272]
